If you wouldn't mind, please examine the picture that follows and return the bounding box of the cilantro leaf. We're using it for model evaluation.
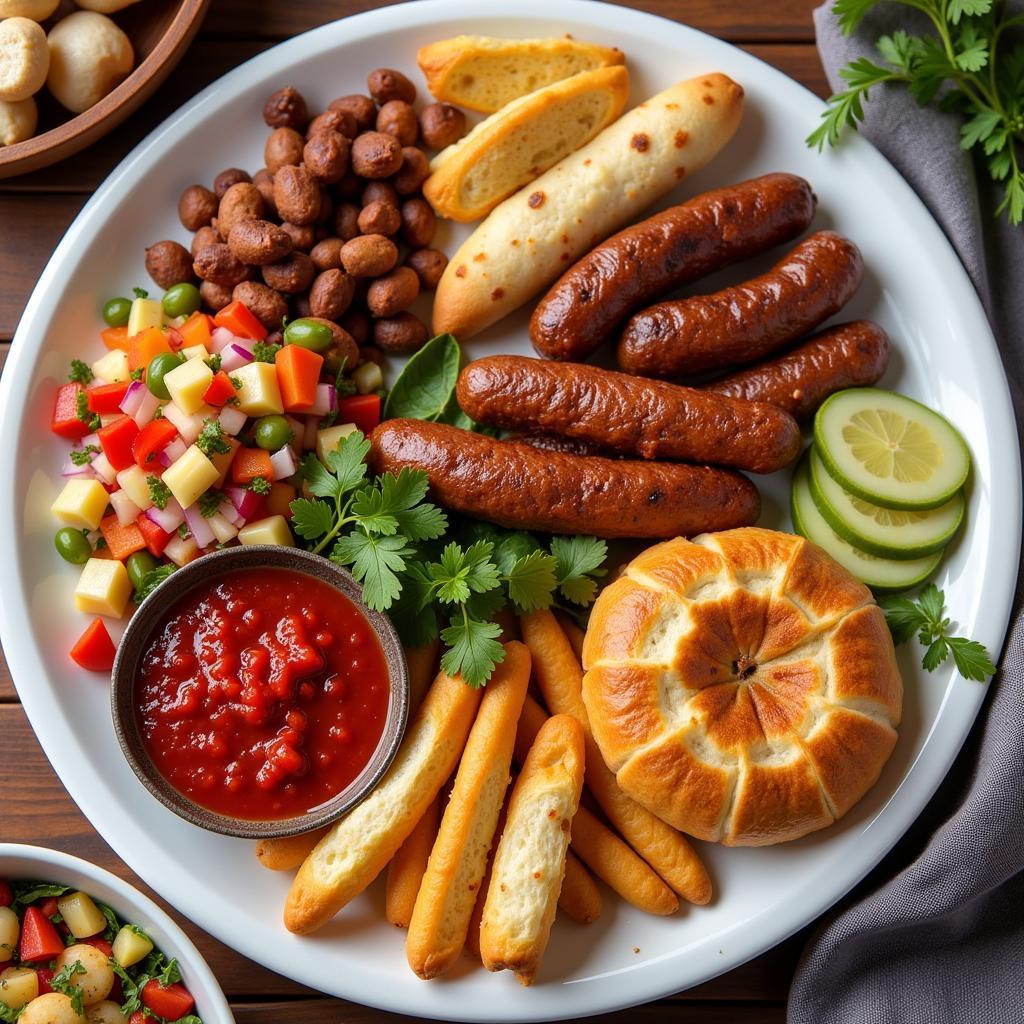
[332,532,412,611]
[50,959,87,1016]
[551,536,608,605]
[290,497,335,540]
[877,594,926,645]
[505,549,558,612]
[196,418,231,458]
[12,881,71,905]
[299,452,342,501]
[325,431,371,494]
[440,616,505,688]
[147,475,171,510]
[947,636,998,680]
[134,564,176,604]
[95,899,120,940]
[948,0,992,23]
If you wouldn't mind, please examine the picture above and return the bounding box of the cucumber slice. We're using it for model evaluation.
[791,454,942,592]
[814,388,970,510]
[808,446,964,559]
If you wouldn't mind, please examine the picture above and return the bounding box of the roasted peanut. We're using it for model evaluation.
[233,281,288,329]
[373,310,428,353]
[309,268,355,320]
[334,170,363,200]
[340,308,371,346]
[217,182,264,239]
[367,266,419,318]
[375,100,418,146]
[392,147,430,195]
[193,243,252,288]
[357,199,401,237]
[361,180,399,209]
[273,164,320,225]
[419,102,467,150]
[292,293,312,319]
[310,237,344,272]
[264,126,305,173]
[331,201,360,241]
[358,345,384,366]
[191,225,220,258]
[263,86,308,130]
[227,219,292,265]
[178,184,218,232]
[261,251,315,294]
[306,108,357,140]
[145,241,195,289]
[340,234,398,277]
[252,167,278,218]
[303,129,349,184]
[200,279,233,312]
[279,221,316,252]
[213,167,250,198]
[406,248,448,290]
[367,68,416,105]
[400,197,436,249]
[329,94,376,131]
[350,131,402,178]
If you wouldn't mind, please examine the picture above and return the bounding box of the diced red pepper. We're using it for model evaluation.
[70,618,117,672]
[0,880,11,907]
[167,328,185,352]
[133,419,179,469]
[97,415,141,472]
[141,979,196,1020]
[37,897,59,917]
[52,382,90,440]
[36,968,55,995]
[214,300,267,341]
[276,345,323,411]
[82,937,113,956]
[19,906,64,963]
[337,394,381,435]
[87,381,130,415]
[202,370,237,407]
[137,514,173,557]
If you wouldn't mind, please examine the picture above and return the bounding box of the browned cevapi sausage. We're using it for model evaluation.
[529,172,817,362]
[701,320,891,420]
[368,420,761,540]
[618,230,863,377]
[456,355,801,474]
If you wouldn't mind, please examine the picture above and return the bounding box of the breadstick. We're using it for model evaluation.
[480,714,585,985]
[386,795,442,928]
[553,610,586,663]
[284,668,482,934]
[406,639,441,712]
[254,826,331,872]
[407,642,531,979]
[515,692,676,914]
[520,610,712,906]
[559,850,603,924]
[465,796,510,959]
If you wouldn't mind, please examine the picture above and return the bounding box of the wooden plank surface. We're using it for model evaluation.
[0,1,828,1019]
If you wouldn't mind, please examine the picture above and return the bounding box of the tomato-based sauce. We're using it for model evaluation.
[136,568,390,819]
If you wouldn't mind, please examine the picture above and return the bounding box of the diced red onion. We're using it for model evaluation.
[208,512,238,544]
[91,452,117,485]
[219,500,243,526]
[283,415,304,453]
[209,326,235,354]
[163,437,187,462]
[61,457,94,478]
[302,416,318,451]
[224,485,261,520]
[145,497,184,533]
[219,342,254,374]
[162,404,205,445]
[110,488,142,527]
[132,389,161,428]
[81,432,100,449]
[218,405,247,436]
[118,379,147,418]
[155,450,173,468]
[270,446,297,481]
[183,501,216,549]
[307,384,336,418]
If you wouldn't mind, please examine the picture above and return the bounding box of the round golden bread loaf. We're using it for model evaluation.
[581,527,902,846]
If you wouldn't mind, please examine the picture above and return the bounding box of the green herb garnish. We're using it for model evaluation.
[252,340,281,363]
[69,359,93,385]
[132,287,149,299]
[147,475,171,510]
[50,960,87,1016]
[76,390,101,431]
[205,354,222,372]
[69,444,100,467]
[383,333,461,421]
[196,418,231,458]
[247,476,271,495]
[199,491,225,517]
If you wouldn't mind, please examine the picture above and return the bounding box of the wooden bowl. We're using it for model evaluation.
[110,545,410,839]
[0,0,209,179]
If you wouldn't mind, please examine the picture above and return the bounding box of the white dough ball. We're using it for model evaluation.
[19,992,87,1024]
[0,0,61,19]
[46,10,133,114]
[0,16,50,102]
[0,94,37,144]
[75,0,142,12]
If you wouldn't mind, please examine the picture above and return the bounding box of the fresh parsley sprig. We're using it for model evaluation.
[808,0,1024,224]
[879,583,997,680]
[50,959,87,1016]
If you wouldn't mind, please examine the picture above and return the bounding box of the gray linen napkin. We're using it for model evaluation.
[788,5,1024,1022]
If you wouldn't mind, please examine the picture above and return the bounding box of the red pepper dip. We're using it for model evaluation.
[136,568,390,820]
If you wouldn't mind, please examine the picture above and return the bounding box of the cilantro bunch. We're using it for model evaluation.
[808,0,1024,224]
[290,430,608,686]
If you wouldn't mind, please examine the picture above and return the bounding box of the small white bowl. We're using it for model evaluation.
[0,843,234,1024]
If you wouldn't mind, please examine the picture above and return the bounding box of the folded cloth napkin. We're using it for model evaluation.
[788,5,1024,1023]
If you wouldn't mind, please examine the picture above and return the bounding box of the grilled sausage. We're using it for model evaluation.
[457,356,801,473]
[702,320,891,420]
[507,433,608,457]
[529,173,816,362]
[618,230,863,377]
[368,420,760,539]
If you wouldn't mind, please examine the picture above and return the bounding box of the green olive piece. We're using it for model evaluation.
[126,551,160,591]
[254,415,295,451]
[284,318,334,353]
[54,527,92,565]
[146,351,186,400]
[162,282,202,319]
[102,297,132,327]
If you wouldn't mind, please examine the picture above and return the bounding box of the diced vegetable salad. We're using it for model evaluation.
[0,877,201,1023]
[50,287,385,671]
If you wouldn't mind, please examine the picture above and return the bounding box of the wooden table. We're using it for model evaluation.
[0,3,829,1020]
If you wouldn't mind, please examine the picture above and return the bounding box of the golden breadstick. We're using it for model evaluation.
[386,794,442,928]
[284,668,482,934]
[465,795,510,959]
[254,826,331,872]
[520,610,712,906]
[480,714,585,985]
[407,642,531,979]
[515,692,676,914]
[405,640,441,712]
[553,610,586,663]
[559,850,603,924]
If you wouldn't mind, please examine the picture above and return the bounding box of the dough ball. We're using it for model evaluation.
[0,16,50,102]
[0,0,61,18]
[0,95,37,145]
[75,0,143,12]
[46,11,133,114]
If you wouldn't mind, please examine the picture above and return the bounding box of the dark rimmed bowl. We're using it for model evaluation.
[111,545,409,839]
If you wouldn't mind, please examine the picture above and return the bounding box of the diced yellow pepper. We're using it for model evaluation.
[210,438,240,488]
[161,445,219,510]
[238,515,294,547]
[316,422,357,466]
[92,348,130,384]
[75,558,132,618]
[51,478,110,530]
[232,361,284,417]
[164,358,214,416]
[112,925,153,968]
[180,343,208,361]
[127,297,163,338]
[115,465,153,510]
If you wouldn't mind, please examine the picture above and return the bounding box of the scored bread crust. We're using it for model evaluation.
[424,66,629,222]
[480,714,585,985]
[581,527,903,846]
[417,34,625,113]
[431,72,744,339]
[283,669,482,934]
